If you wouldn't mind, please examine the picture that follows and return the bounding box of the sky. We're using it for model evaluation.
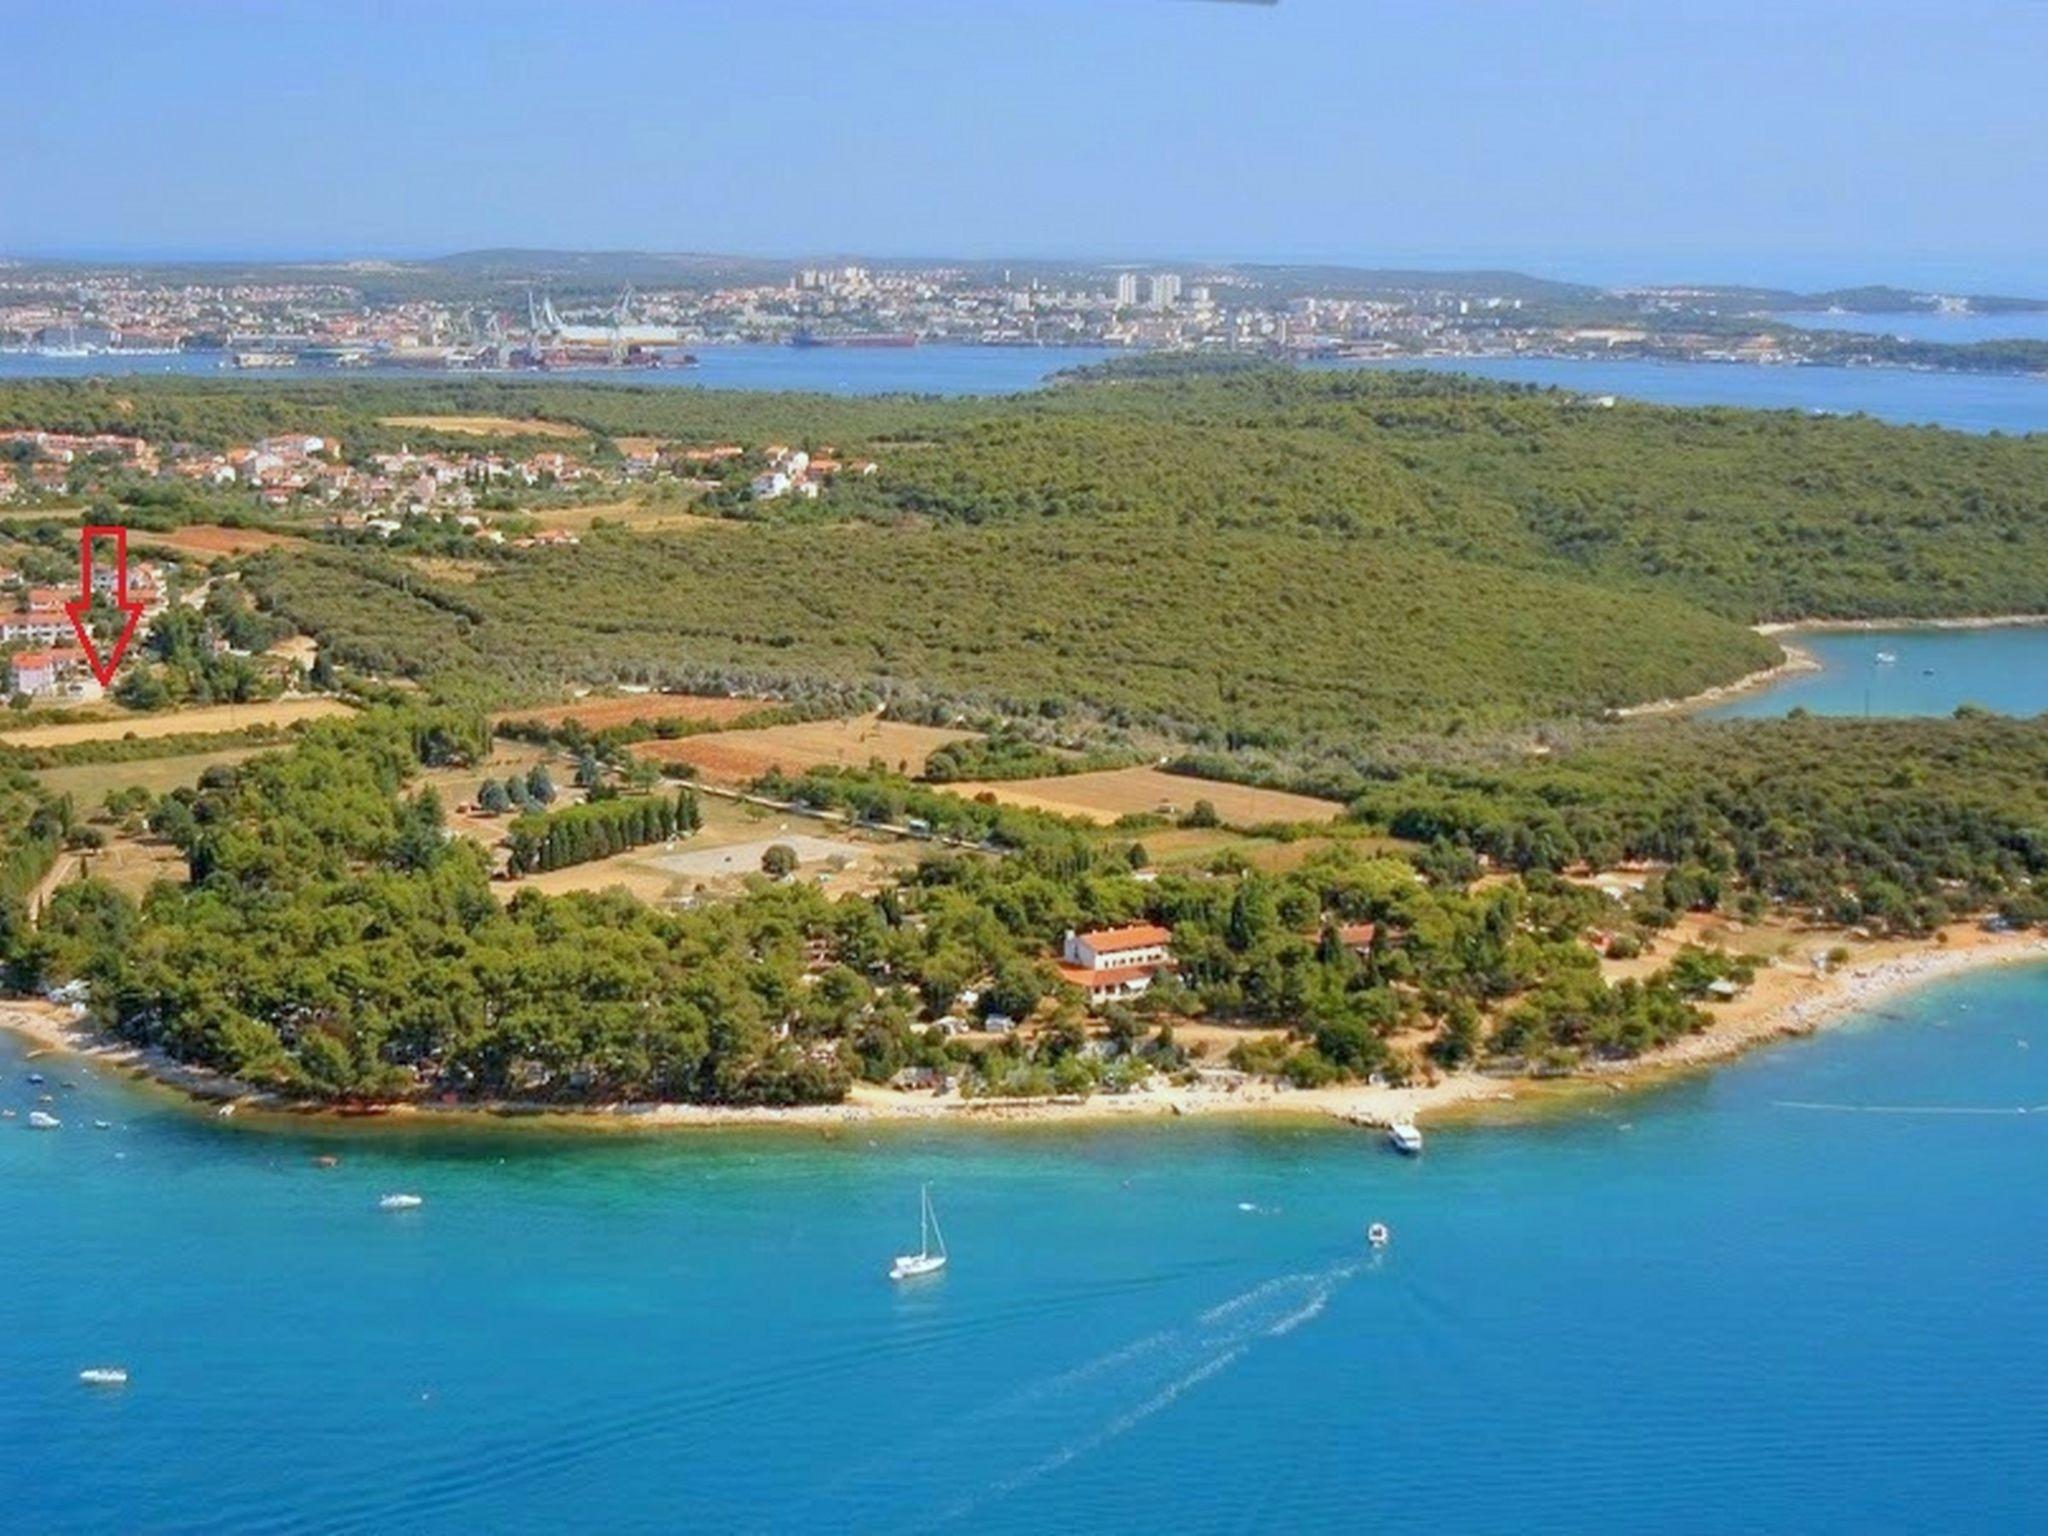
[4,0,2045,293]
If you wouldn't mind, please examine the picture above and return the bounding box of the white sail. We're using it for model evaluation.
[890,1184,948,1279]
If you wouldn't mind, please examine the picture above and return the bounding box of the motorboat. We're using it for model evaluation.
[1367,1222,1391,1248]
[378,1193,424,1211]
[1387,1120,1424,1155]
[78,1367,129,1387]
[889,1184,948,1280]
[27,1110,61,1130]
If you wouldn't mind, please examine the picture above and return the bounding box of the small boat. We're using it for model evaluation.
[378,1193,424,1211]
[1367,1222,1391,1248]
[314,1154,340,1169]
[27,1110,61,1130]
[1875,651,1898,665]
[78,1367,129,1387]
[92,1120,112,1131]
[889,1184,948,1280]
[26,1072,45,1085]
[1387,1120,1424,1156]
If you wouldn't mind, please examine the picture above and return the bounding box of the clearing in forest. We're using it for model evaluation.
[142,525,308,559]
[0,697,355,748]
[945,766,1345,828]
[377,414,587,438]
[495,693,772,733]
[634,716,978,786]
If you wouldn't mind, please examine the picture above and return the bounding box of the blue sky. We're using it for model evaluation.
[4,0,2044,291]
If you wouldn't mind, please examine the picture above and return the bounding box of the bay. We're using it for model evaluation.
[4,962,2045,1533]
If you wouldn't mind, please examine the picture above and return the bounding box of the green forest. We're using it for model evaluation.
[0,363,2042,1107]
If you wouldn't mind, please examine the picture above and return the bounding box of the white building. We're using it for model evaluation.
[1057,924,1176,1007]
[1115,273,1140,308]
[1147,273,1181,311]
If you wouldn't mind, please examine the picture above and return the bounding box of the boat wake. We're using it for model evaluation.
[933,1261,1363,1524]
[1773,1099,2048,1117]
[765,1258,1365,1533]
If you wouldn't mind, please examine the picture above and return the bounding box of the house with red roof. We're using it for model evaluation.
[9,648,83,698]
[1056,923,1176,1007]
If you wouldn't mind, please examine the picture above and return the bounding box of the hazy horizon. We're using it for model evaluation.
[6,1,2042,297]
[4,244,2041,301]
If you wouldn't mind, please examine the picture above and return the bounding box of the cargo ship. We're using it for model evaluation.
[790,330,918,349]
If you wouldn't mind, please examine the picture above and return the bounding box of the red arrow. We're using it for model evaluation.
[66,525,146,686]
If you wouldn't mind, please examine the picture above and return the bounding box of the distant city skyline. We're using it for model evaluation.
[4,1,2044,295]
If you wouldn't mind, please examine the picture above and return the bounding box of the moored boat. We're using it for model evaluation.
[889,1184,948,1280]
[1387,1120,1424,1155]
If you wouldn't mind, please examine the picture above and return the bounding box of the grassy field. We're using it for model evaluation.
[35,747,268,804]
[377,414,587,438]
[415,741,555,839]
[634,716,978,786]
[495,693,770,733]
[0,697,355,748]
[949,766,1345,827]
[487,793,919,903]
[536,499,726,534]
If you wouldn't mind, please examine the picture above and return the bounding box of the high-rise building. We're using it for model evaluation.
[1114,272,1140,308]
[1148,273,1181,310]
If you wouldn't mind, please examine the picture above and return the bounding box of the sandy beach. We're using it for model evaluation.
[4,922,2043,1137]
[1615,641,1817,718]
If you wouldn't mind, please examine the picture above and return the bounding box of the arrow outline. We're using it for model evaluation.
[65,525,145,686]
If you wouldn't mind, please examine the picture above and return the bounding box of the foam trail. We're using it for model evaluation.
[917,1261,1364,1531]
[1774,1099,2048,1116]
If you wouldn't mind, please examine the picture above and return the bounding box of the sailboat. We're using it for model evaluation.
[889,1184,948,1280]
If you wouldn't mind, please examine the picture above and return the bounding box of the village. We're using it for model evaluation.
[0,424,874,540]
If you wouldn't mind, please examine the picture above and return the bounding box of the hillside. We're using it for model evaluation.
[10,365,2048,751]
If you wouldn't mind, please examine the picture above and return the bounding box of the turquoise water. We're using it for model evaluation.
[5,961,2047,1532]
[1325,355,2048,434]
[1705,626,2048,719]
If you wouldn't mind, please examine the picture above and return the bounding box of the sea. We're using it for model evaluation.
[1706,626,2048,720]
[3,961,2044,1533]
[2,334,2046,433]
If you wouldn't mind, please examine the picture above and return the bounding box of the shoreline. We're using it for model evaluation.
[1753,612,2048,636]
[1613,642,1817,719]
[6,925,2043,1138]
[1622,611,2048,718]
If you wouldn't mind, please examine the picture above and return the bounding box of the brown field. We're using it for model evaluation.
[946,766,1345,828]
[0,696,354,748]
[378,414,587,439]
[140,524,306,560]
[495,693,771,733]
[635,716,978,786]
